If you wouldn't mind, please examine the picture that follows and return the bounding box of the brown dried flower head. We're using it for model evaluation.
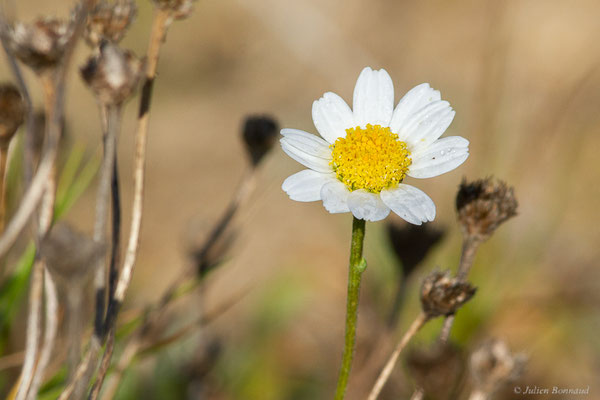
[154,0,196,20]
[420,270,476,317]
[80,42,143,105]
[407,343,465,399]
[85,0,137,47]
[0,84,26,148]
[41,223,105,284]
[242,115,279,167]
[456,177,517,242]
[7,17,73,73]
[470,339,526,395]
[387,222,445,277]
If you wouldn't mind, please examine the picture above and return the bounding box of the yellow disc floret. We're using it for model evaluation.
[330,124,411,193]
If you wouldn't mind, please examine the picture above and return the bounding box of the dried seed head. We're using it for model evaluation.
[6,18,73,73]
[470,339,526,395]
[80,42,143,105]
[153,0,196,20]
[387,222,445,277]
[0,84,26,148]
[420,270,476,317]
[242,115,279,167]
[407,343,465,399]
[85,0,137,47]
[456,177,518,242]
[41,223,105,284]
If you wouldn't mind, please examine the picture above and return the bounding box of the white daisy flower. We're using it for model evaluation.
[281,67,469,224]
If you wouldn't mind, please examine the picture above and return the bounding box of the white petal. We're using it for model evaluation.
[281,129,332,159]
[352,67,394,128]
[347,190,390,222]
[320,180,350,213]
[280,135,332,174]
[398,100,455,151]
[408,136,469,179]
[312,92,355,143]
[390,83,441,133]
[380,184,436,225]
[282,170,334,202]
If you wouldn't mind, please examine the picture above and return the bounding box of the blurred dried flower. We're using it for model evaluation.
[80,42,143,105]
[41,223,105,284]
[470,339,526,396]
[387,222,445,277]
[456,177,517,242]
[153,0,196,20]
[6,18,73,73]
[85,0,137,47]
[407,343,465,400]
[0,84,26,148]
[242,115,279,167]
[420,270,476,317]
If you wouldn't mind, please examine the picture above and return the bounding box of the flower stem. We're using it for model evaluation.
[334,217,367,400]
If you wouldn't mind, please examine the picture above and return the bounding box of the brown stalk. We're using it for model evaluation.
[438,237,481,344]
[60,8,171,399]
[98,166,258,398]
[26,270,58,400]
[367,313,429,400]
[0,145,9,233]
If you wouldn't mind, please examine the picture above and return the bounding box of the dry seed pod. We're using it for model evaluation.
[387,222,445,277]
[470,339,526,395]
[80,42,143,106]
[41,223,105,284]
[241,115,279,167]
[6,18,73,73]
[456,177,517,242]
[85,0,137,47]
[420,270,476,317]
[407,343,465,399]
[154,0,196,20]
[0,84,26,148]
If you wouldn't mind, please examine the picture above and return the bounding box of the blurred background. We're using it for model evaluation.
[1,0,599,399]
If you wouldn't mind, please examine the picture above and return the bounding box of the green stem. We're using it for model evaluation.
[334,217,367,400]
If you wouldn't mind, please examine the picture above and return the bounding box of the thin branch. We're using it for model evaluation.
[87,332,115,400]
[367,313,429,400]
[14,259,43,400]
[108,6,170,323]
[98,286,250,400]
[108,139,121,309]
[26,269,58,400]
[97,161,259,398]
[92,105,121,338]
[439,237,481,344]
[410,388,424,400]
[0,146,9,233]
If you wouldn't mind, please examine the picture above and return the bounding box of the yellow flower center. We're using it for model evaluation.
[330,124,411,193]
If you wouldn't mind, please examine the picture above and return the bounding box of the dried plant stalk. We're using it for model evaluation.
[26,270,58,400]
[60,8,172,399]
[14,260,43,400]
[367,313,429,400]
